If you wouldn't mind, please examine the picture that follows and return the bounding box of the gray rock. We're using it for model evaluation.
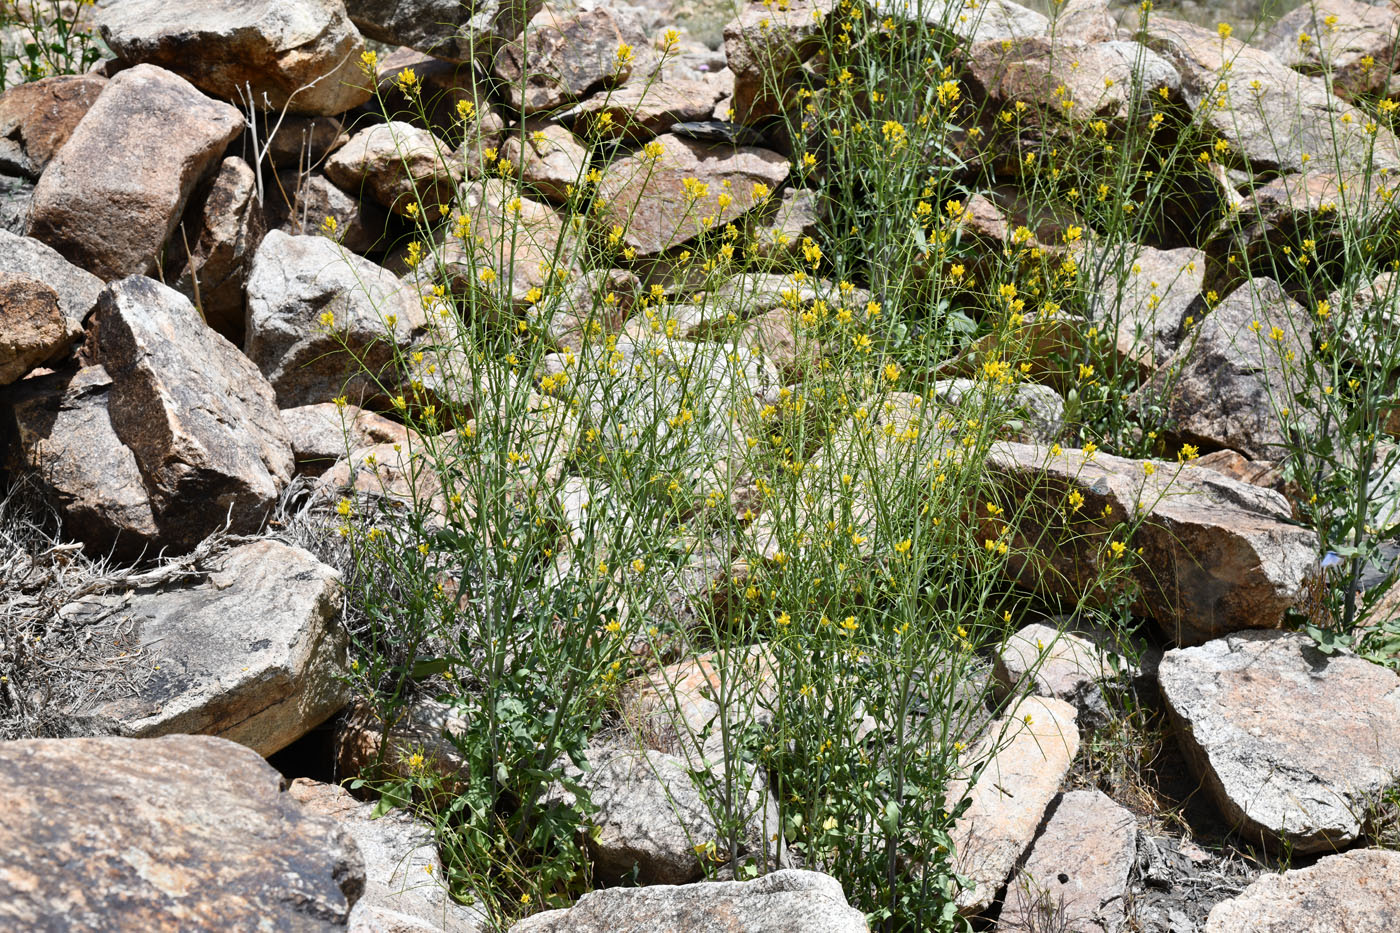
[92,275,294,549]
[272,170,390,255]
[509,869,869,933]
[68,540,347,756]
[97,0,371,116]
[281,401,414,474]
[26,64,244,280]
[171,155,267,343]
[873,0,1047,42]
[245,230,430,408]
[1205,848,1400,932]
[1260,0,1400,101]
[291,779,487,932]
[493,6,636,113]
[0,734,364,930]
[1088,244,1204,367]
[933,378,1064,443]
[324,121,462,217]
[992,622,1135,728]
[345,0,540,65]
[0,229,103,340]
[500,119,587,203]
[444,179,580,305]
[0,171,31,235]
[1000,790,1138,933]
[1159,631,1400,854]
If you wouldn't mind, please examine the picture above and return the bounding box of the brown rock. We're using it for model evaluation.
[596,133,789,258]
[950,696,1080,914]
[74,540,347,756]
[569,76,725,141]
[989,441,1317,646]
[2,364,160,556]
[501,119,588,202]
[91,275,294,549]
[0,229,103,340]
[1205,848,1400,932]
[493,7,635,114]
[1050,0,1117,43]
[281,402,414,475]
[724,0,834,123]
[0,272,66,384]
[171,155,266,342]
[345,0,540,66]
[324,121,462,217]
[271,170,390,255]
[97,0,372,116]
[26,64,244,280]
[1159,631,1400,854]
[0,734,364,930]
[1261,0,1400,100]
[750,186,822,261]
[445,179,581,304]
[1000,789,1138,933]
[0,73,107,178]
[257,113,344,168]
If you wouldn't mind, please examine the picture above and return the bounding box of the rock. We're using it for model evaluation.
[258,113,345,168]
[91,275,294,549]
[0,73,107,178]
[0,229,103,341]
[537,266,638,350]
[0,734,364,929]
[993,622,1131,716]
[1050,0,1117,43]
[0,272,66,384]
[1204,848,1400,933]
[620,645,778,757]
[568,76,725,141]
[65,540,347,756]
[318,436,456,528]
[493,6,635,113]
[950,696,1080,915]
[0,171,30,235]
[1000,789,1139,933]
[445,179,580,305]
[932,378,1064,443]
[1261,0,1400,101]
[97,0,371,116]
[989,441,1317,646]
[500,119,587,202]
[967,38,1178,124]
[336,697,474,791]
[171,155,266,342]
[874,0,1048,43]
[739,305,821,382]
[1135,278,1309,461]
[1090,244,1204,366]
[724,0,834,123]
[1142,17,1400,176]
[2,365,161,556]
[1192,448,1284,489]
[750,186,821,260]
[272,170,391,254]
[26,64,245,280]
[245,230,430,408]
[345,0,539,65]
[596,133,789,258]
[508,869,869,933]
[281,402,414,474]
[324,121,462,217]
[1160,631,1400,854]
[562,746,780,885]
[291,779,486,932]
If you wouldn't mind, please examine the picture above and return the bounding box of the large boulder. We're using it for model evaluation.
[1205,848,1400,933]
[91,275,294,549]
[1261,0,1400,101]
[245,230,429,408]
[1159,631,1400,854]
[324,121,462,217]
[1090,244,1204,367]
[492,6,636,113]
[723,0,834,124]
[990,441,1317,646]
[68,540,347,756]
[0,272,67,385]
[873,0,1048,43]
[344,0,539,65]
[1135,278,1309,461]
[291,779,487,932]
[26,64,244,280]
[171,155,267,342]
[97,0,371,116]
[509,870,868,933]
[0,735,364,929]
[596,133,789,258]
[0,73,107,178]
[568,76,726,141]
[1141,17,1400,175]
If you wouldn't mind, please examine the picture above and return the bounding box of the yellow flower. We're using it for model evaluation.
[615,42,634,66]
[359,49,378,75]
[1217,22,1232,39]
[396,68,420,95]
[632,558,646,573]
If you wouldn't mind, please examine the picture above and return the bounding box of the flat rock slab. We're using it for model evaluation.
[1000,789,1138,933]
[1159,630,1400,853]
[75,539,347,756]
[26,63,244,280]
[0,734,364,930]
[951,695,1081,915]
[1205,848,1400,933]
[509,869,869,933]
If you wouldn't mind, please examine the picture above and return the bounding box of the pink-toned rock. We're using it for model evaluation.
[1205,848,1400,933]
[171,155,266,342]
[0,73,107,178]
[281,402,414,475]
[97,0,371,116]
[1000,790,1138,933]
[993,622,1126,705]
[569,77,725,141]
[26,64,244,280]
[0,230,102,341]
[445,179,581,305]
[324,121,462,217]
[1261,0,1400,100]
[501,120,587,203]
[596,133,789,258]
[0,735,364,930]
[492,7,635,113]
[0,272,66,384]
[950,696,1080,914]
[1160,631,1400,854]
[724,0,834,123]
[739,305,821,382]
